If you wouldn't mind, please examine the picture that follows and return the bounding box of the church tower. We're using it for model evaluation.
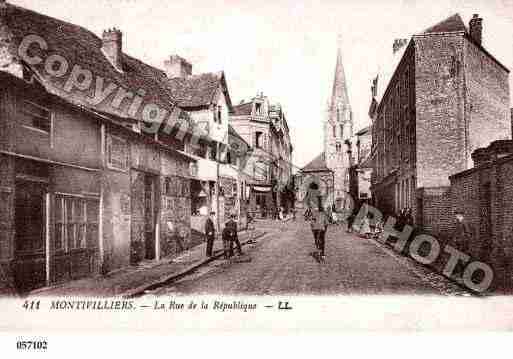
[324,37,353,204]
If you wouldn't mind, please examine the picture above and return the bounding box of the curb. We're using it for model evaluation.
[124,231,267,298]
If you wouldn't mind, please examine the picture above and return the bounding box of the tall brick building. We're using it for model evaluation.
[369,13,511,227]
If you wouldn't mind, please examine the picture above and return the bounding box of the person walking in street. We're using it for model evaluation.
[310,197,329,262]
[205,211,216,257]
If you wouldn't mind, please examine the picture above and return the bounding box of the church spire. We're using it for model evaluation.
[330,35,351,114]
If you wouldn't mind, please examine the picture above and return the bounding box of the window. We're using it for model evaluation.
[107,135,128,170]
[21,100,51,133]
[255,103,262,116]
[55,195,99,252]
[255,131,263,149]
[217,106,222,124]
[165,177,172,195]
[332,125,336,138]
[340,124,344,139]
[336,142,342,152]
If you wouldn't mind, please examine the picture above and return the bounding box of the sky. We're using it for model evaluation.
[10,0,513,168]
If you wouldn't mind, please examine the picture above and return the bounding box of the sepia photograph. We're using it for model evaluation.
[0,0,513,344]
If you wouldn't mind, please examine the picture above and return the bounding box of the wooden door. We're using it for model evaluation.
[14,180,47,291]
[144,175,156,260]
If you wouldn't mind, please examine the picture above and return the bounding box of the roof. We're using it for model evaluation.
[232,101,253,116]
[422,13,467,34]
[301,152,331,173]
[228,124,250,148]
[165,71,233,111]
[1,3,183,123]
[373,39,411,103]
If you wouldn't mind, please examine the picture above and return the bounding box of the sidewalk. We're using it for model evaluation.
[31,229,266,298]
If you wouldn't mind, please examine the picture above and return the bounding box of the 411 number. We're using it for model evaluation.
[22,300,40,311]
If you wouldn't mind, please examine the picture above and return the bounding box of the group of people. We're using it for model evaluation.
[204,211,243,260]
[260,205,289,221]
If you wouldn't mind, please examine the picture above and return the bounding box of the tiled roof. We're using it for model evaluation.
[165,71,231,110]
[232,102,253,116]
[422,13,467,34]
[1,3,183,123]
[301,152,331,173]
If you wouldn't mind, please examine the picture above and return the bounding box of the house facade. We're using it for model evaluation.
[0,2,200,293]
[369,13,511,227]
[230,93,293,217]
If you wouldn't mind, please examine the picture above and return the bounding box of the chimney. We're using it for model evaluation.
[164,55,192,78]
[102,28,123,71]
[469,14,483,45]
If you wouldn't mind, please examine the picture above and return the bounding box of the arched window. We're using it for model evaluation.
[332,125,336,138]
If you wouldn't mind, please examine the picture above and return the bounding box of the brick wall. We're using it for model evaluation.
[414,33,467,188]
[449,154,513,291]
[418,186,452,237]
[464,39,511,168]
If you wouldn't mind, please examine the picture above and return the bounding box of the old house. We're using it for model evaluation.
[230,93,293,217]
[347,126,372,205]
[163,56,242,230]
[0,2,198,293]
[369,13,511,230]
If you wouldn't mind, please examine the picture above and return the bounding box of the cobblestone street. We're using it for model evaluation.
[151,219,469,296]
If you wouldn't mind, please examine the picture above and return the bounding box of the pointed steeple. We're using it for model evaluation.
[330,35,351,114]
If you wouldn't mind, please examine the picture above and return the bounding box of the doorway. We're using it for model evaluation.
[144,175,156,260]
[14,179,47,291]
[131,171,157,264]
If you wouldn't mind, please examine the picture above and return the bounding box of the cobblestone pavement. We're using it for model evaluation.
[151,219,471,296]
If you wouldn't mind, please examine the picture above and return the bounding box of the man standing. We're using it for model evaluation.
[451,210,473,278]
[223,214,243,258]
[205,211,216,257]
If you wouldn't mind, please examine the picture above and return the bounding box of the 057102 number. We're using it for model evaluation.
[16,340,48,351]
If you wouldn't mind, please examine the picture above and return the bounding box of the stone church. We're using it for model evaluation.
[298,40,353,209]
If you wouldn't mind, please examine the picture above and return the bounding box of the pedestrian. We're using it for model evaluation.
[224,213,243,258]
[450,210,473,278]
[346,206,356,233]
[310,197,329,261]
[405,208,414,227]
[359,213,372,239]
[205,211,216,257]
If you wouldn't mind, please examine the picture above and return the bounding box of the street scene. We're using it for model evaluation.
[0,0,512,298]
[150,219,467,296]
